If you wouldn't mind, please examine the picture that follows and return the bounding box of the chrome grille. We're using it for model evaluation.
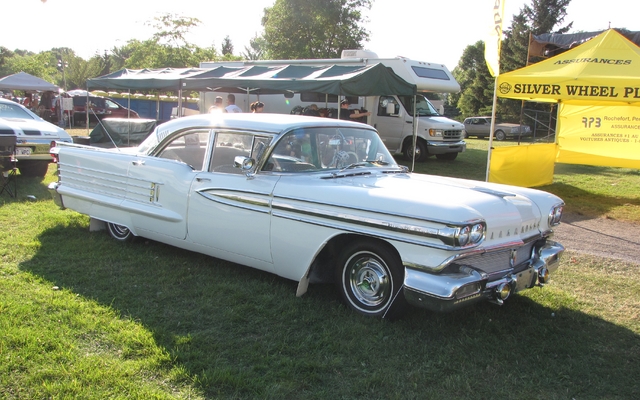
[457,242,535,277]
[443,130,463,140]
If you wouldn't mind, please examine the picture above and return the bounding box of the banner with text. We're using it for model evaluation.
[556,103,640,168]
[485,0,505,77]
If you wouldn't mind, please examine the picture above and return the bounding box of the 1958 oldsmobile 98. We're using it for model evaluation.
[49,113,564,318]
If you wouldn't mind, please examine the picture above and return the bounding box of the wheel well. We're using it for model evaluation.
[402,136,426,151]
[306,234,401,284]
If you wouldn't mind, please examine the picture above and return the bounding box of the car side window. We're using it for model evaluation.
[105,99,120,109]
[209,132,252,174]
[157,130,211,170]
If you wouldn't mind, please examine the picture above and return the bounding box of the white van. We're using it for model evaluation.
[200,50,466,161]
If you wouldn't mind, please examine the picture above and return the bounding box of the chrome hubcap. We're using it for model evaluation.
[348,254,390,307]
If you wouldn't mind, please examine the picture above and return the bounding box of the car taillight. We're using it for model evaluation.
[50,141,58,163]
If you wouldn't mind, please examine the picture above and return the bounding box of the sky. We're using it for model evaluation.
[4,0,638,70]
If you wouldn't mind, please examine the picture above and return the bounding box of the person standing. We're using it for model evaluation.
[250,101,264,113]
[225,94,243,113]
[339,99,370,121]
[208,96,225,113]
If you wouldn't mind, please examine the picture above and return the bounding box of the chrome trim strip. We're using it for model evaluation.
[196,189,271,214]
[272,210,458,251]
[273,194,482,230]
[273,199,450,240]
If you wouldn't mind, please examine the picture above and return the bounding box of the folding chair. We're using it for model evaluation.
[0,135,17,198]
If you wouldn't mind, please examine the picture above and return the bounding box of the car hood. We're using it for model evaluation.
[418,115,464,129]
[0,117,72,141]
[274,171,560,247]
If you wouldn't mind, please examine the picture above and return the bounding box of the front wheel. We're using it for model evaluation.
[336,241,406,318]
[494,130,506,141]
[107,223,135,242]
[403,139,427,162]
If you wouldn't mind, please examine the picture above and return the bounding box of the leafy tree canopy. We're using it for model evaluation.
[261,0,372,59]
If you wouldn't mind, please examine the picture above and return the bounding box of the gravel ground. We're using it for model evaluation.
[553,212,640,264]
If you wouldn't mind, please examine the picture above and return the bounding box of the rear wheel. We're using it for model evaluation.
[107,223,135,242]
[19,161,49,178]
[336,240,406,318]
[494,130,506,141]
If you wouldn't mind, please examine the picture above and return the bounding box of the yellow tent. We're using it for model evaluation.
[489,29,640,186]
[497,29,640,104]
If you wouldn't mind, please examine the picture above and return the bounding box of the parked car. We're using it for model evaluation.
[49,113,564,318]
[69,94,139,126]
[463,117,531,140]
[0,98,73,177]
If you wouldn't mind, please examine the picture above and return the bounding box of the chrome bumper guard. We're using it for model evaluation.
[47,181,65,209]
[403,240,565,312]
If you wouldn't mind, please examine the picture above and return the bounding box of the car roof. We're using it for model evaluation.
[155,112,375,136]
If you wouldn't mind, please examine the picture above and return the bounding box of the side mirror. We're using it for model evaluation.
[234,155,254,171]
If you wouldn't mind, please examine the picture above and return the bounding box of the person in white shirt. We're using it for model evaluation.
[208,96,225,113]
[225,94,243,113]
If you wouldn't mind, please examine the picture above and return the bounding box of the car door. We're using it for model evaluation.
[187,131,278,268]
[125,129,212,240]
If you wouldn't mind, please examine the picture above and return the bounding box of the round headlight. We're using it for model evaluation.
[470,223,485,244]
[548,205,564,226]
[457,226,470,246]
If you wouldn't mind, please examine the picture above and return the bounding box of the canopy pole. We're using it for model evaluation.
[485,76,499,182]
[127,90,131,146]
[411,95,417,172]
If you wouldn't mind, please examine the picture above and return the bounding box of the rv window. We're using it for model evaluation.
[301,92,338,103]
[300,93,358,105]
[411,66,450,81]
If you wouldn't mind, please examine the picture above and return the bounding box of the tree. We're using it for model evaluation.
[261,0,372,59]
[241,34,267,60]
[451,41,495,119]
[451,0,573,122]
[111,14,222,70]
[221,36,234,56]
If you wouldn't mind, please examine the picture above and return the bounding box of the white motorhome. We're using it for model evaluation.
[200,50,465,161]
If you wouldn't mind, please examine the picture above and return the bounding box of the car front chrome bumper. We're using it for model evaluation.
[403,240,565,312]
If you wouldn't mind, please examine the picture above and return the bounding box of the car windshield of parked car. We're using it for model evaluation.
[0,101,37,120]
[397,95,440,117]
[263,126,397,173]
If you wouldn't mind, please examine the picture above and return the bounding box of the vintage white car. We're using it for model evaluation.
[49,113,564,318]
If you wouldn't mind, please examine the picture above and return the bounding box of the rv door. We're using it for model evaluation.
[372,95,410,152]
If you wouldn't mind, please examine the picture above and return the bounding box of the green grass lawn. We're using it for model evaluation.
[1,138,638,399]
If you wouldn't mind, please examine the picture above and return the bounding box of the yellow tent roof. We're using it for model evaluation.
[497,29,640,104]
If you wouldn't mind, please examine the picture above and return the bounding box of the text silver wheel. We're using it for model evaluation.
[336,241,406,318]
[495,130,506,141]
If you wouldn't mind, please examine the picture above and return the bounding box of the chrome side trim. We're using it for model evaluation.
[273,194,479,228]
[196,189,271,214]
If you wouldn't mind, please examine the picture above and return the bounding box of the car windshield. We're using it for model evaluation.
[397,95,440,117]
[0,102,37,120]
[263,126,398,173]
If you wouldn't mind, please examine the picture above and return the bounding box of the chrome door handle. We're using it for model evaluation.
[196,177,211,182]
[132,160,145,166]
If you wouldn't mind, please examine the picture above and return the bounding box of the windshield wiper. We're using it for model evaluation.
[338,160,389,173]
